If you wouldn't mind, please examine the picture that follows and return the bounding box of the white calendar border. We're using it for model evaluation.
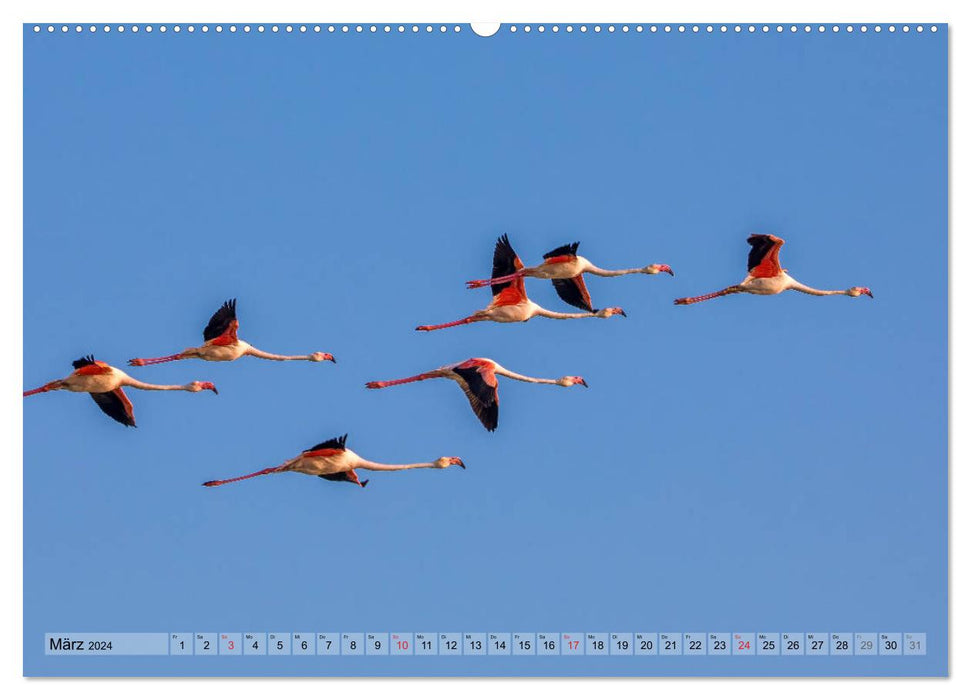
[1,0,962,698]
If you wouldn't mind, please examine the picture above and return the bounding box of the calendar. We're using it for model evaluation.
[44,631,927,657]
[22,21,948,678]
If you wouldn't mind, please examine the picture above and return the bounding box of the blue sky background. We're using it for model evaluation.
[23,24,946,676]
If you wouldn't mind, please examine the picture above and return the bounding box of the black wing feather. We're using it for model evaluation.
[72,355,97,370]
[203,299,237,341]
[319,473,352,482]
[551,277,595,312]
[452,366,499,431]
[491,234,521,297]
[89,391,136,427]
[543,242,580,259]
[319,472,369,487]
[307,434,348,452]
[746,235,776,273]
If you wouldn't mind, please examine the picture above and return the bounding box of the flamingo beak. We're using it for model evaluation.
[326,354,337,363]
[579,379,588,387]
[619,310,627,317]
[660,265,675,276]
[865,289,874,298]
[205,383,219,394]
[452,457,466,469]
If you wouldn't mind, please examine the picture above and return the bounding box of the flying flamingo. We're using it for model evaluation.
[674,234,873,305]
[417,235,626,331]
[366,357,587,432]
[23,356,217,427]
[128,299,336,366]
[466,240,673,312]
[202,434,465,488]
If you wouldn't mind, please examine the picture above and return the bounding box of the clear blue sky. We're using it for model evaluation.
[23,25,946,677]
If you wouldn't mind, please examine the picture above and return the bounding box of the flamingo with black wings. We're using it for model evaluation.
[202,434,465,488]
[416,235,626,331]
[129,299,336,366]
[366,357,587,432]
[674,234,873,305]
[23,356,217,427]
[467,240,673,313]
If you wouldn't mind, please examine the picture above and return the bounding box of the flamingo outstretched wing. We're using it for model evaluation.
[747,234,785,278]
[72,355,98,370]
[304,434,348,458]
[72,356,111,376]
[490,235,527,305]
[319,470,368,487]
[203,299,239,345]
[452,360,500,431]
[551,275,595,312]
[542,241,580,265]
[89,388,136,427]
